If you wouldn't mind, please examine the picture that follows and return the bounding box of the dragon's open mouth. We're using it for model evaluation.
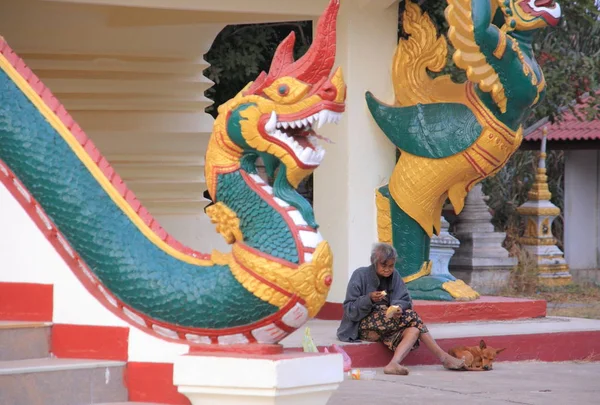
[264,109,342,167]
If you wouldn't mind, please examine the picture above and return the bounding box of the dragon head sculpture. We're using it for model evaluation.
[496,0,562,30]
[211,0,345,199]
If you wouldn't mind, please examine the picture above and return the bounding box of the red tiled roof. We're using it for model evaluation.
[525,90,600,142]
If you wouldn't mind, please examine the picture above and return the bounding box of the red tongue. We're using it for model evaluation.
[285,127,334,149]
[313,132,335,144]
[535,0,554,7]
[296,136,312,149]
[287,127,314,149]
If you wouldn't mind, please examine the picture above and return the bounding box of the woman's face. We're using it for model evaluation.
[376,259,395,278]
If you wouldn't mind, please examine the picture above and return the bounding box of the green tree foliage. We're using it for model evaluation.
[204,22,312,118]
[404,0,600,124]
[530,0,600,123]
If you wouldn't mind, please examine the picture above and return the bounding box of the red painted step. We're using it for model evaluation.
[283,317,600,368]
[126,362,190,405]
[333,330,600,368]
[51,324,129,361]
[316,296,547,323]
[0,282,53,322]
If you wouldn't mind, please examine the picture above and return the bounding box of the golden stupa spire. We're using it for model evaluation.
[527,127,554,202]
[516,126,571,287]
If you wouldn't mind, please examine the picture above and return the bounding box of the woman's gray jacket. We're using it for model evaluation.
[336,264,413,342]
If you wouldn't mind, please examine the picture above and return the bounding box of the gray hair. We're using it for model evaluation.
[370,243,397,265]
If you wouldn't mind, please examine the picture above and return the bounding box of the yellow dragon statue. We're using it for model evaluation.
[367,0,561,300]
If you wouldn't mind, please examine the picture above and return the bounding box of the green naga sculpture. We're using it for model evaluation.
[0,0,345,347]
[367,0,561,301]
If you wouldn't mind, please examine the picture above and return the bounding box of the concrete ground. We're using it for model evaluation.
[327,361,600,404]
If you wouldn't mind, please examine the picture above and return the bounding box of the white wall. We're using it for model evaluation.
[564,150,600,270]
[313,1,399,302]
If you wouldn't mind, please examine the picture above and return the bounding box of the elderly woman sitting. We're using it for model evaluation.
[337,243,465,375]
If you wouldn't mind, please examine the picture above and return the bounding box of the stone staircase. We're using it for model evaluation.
[0,321,164,405]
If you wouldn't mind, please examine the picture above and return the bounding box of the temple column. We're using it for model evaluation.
[564,150,600,273]
[313,0,399,303]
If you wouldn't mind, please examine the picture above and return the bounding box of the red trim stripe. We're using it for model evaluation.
[475,144,500,163]
[466,176,483,191]
[462,152,486,177]
[274,319,297,334]
[471,146,497,167]
[126,362,190,405]
[465,84,515,145]
[0,282,53,321]
[52,324,129,361]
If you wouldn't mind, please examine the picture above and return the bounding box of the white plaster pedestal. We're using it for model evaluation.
[173,351,343,405]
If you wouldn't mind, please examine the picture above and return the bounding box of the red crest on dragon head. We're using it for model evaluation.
[246,0,341,96]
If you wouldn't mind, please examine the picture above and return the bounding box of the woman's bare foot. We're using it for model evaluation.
[383,362,409,375]
[442,354,466,370]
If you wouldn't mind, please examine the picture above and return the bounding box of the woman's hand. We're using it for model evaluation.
[370,291,386,302]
